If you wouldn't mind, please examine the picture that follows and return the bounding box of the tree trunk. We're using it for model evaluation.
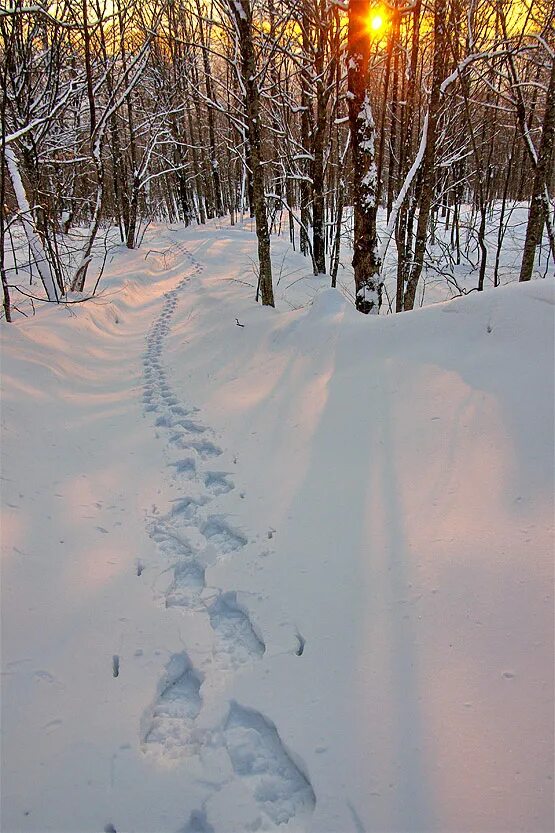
[196,0,224,218]
[187,104,207,225]
[312,85,327,275]
[395,0,421,311]
[4,146,58,302]
[229,0,274,307]
[347,0,382,314]
[1,91,12,319]
[520,58,555,281]
[403,0,446,311]
[299,7,312,257]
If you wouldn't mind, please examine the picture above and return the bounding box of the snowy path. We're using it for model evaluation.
[1,221,552,833]
[139,244,315,830]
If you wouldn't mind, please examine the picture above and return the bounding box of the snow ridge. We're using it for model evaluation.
[140,243,315,830]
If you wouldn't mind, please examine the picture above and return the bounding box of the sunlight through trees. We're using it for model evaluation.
[1,0,553,319]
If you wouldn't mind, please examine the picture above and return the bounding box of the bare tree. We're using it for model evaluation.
[224,0,274,306]
[520,55,555,280]
[347,0,382,313]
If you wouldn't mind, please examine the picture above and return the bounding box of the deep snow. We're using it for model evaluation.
[1,220,553,833]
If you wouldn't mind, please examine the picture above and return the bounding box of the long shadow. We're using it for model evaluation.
[273,304,433,831]
[371,362,434,831]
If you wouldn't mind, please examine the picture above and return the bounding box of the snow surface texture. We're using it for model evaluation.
[1,220,553,833]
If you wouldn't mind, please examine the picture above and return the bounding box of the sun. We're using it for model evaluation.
[366,5,389,36]
[369,12,384,31]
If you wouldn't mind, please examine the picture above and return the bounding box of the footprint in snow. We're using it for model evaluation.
[144,653,202,757]
[169,458,197,478]
[182,439,223,460]
[169,495,209,521]
[171,405,196,417]
[149,523,193,559]
[203,471,234,496]
[155,414,174,428]
[174,418,208,434]
[182,810,214,833]
[209,592,265,668]
[224,702,316,825]
[201,516,247,554]
[165,559,206,610]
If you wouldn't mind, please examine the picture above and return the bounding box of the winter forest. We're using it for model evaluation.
[1,0,554,314]
[1,0,554,832]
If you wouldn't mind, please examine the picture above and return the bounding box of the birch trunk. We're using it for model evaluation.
[4,146,58,302]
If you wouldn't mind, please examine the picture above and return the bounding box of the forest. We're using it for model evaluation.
[1,3,554,833]
[1,0,554,320]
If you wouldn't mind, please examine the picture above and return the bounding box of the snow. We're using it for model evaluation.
[361,162,378,208]
[1,220,553,833]
[356,281,380,309]
[357,94,375,130]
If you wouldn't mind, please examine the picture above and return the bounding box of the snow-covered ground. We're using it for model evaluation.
[1,220,553,833]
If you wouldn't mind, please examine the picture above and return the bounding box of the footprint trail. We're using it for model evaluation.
[139,238,315,829]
